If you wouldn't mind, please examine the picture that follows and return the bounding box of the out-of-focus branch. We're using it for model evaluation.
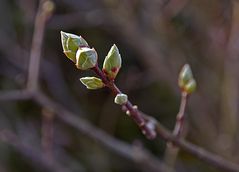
[33,91,170,172]
[41,108,55,159]
[0,90,31,101]
[27,0,54,91]
[172,92,188,137]
[155,121,239,172]
[164,92,188,170]
[0,130,68,172]
[37,86,239,172]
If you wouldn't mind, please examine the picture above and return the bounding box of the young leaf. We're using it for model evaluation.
[103,44,122,80]
[76,47,98,70]
[61,31,88,62]
[80,77,104,89]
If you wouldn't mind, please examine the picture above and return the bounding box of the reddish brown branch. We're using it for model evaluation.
[92,66,156,139]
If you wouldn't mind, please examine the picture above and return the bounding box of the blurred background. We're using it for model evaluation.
[0,0,239,171]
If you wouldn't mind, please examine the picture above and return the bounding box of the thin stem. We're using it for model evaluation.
[163,92,188,169]
[27,0,53,91]
[92,66,156,139]
[173,91,188,137]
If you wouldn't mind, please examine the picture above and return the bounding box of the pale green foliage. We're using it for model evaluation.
[80,77,104,89]
[61,31,88,62]
[103,44,122,80]
[76,47,98,70]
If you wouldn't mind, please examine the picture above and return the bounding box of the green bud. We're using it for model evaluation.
[61,31,88,62]
[184,79,196,94]
[76,47,98,70]
[114,93,128,105]
[103,44,122,80]
[178,64,193,88]
[80,77,104,89]
[178,64,197,94]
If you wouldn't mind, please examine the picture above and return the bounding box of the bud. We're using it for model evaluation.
[80,77,104,89]
[103,44,122,80]
[178,64,193,87]
[61,31,88,62]
[178,64,196,94]
[184,79,196,94]
[76,47,98,70]
[114,93,128,105]
[42,0,55,13]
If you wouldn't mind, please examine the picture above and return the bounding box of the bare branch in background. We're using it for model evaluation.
[27,0,54,91]
[0,130,69,172]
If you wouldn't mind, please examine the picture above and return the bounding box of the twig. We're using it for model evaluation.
[0,130,68,172]
[34,90,239,172]
[164,92,188,170]
[173,92,188,137]
[33,91,169,172]
[155,122,239,172]
[92,66,156,139]
[0,90,31,101]
[41,108,54,159]
[27,0,54,91]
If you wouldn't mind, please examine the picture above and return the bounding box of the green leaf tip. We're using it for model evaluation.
[178,64,197,94]
[80,77,104,89]
[114,93,128,105]
[103,44,122,80]
[76,47,98,70]
[60,31,88,63]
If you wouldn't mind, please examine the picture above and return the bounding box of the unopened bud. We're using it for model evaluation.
[103,44,122,80]
[61,31,88,62]
[184,79,196,94]
[126,110,130,116]
[76,47,98,70]
[80,77,104,89]
[114,93,128,105]
[178,64,196,94]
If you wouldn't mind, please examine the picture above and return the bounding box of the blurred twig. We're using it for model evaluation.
[0,130,68,172]
[0,90,31,101]
[27,0,54,91]
[34,91,170,172]
[41,108,55,159]
[155,121,239,172]
[164,92,188,170]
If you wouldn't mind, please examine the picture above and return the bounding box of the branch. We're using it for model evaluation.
[91,65,239,172]
[27,0,54,91]
[92,66,156,139]
[163,92,188,170]
[0,130,68,172]
[33,91,170,172]
[0,90,31,101]
[155,122,239,172]
[172,92,188,137]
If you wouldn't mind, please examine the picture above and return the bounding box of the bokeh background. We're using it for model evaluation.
[0,0,239,171]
